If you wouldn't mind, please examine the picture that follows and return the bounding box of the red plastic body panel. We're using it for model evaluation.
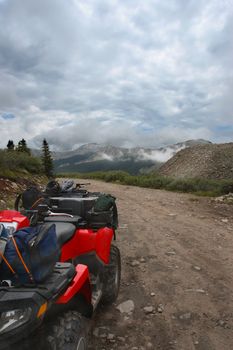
[60,227,114,264]
[56,264,91,304]
[0,210,30,230]
[0,210,114,305]
[0,210,114,265]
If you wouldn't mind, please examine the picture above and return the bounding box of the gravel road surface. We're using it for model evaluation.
[81,180,233,350]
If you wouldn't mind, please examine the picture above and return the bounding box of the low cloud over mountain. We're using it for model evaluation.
[54,139,211,174]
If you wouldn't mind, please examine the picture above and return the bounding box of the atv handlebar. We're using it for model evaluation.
[75,182,91,189]
[25,204,74,226]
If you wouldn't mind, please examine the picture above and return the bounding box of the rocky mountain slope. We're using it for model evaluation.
[158,143,233,180]
[53,139,211,174]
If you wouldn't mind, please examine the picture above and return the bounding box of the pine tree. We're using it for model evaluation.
[6,140,15,151]
[17,138,31,155]
[41,139,54,178]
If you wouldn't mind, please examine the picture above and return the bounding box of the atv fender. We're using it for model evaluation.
[95,227,113,264]
[60,227,114,264]
[56,264,91,304]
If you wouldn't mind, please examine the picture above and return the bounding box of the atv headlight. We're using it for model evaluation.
[0,308,32,334]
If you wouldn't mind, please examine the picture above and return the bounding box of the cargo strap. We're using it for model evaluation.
[0,225,18,279]
[0,224,35,284]
[14,193,22,211]
[31,197,44,209]
[0,251,17,276]
[10,236,35,283]
[112,202,118,230]
[14,193,44,211]
[0,239,7,264]
[0,224,7,264]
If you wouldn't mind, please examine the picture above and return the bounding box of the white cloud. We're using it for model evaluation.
[137,146,186,163]
[0,0,232,149]
[98,153,114,161]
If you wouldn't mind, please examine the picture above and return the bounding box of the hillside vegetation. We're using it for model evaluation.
[159,143,233,180]
[56,157,155,175]
[58,171,233,197]
[0,150,48,210]
[0,149,43,178]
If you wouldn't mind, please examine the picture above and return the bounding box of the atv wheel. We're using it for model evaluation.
[101,245,121,304]
[43,311,88,350]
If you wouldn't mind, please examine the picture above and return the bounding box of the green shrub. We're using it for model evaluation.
[165,179,196,192]
[0,149,43,177]
[57,170,233,197]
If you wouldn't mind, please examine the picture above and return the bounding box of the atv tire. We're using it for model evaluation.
[43,310,88,350]
[101,245,121,304]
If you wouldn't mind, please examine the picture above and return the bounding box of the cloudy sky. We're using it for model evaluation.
[0,0,232,150]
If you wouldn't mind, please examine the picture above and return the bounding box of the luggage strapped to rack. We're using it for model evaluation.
[0,223,60,285]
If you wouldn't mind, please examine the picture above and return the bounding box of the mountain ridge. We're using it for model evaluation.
[52,139,211,174]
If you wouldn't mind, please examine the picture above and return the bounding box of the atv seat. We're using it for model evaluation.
[44,215,85,227]
[52,222,76,247]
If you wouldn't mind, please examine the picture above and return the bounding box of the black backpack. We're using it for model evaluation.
[14,186,43,211]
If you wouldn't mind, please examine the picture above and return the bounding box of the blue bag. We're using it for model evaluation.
[0,224,60,285]
[0,224,8,264]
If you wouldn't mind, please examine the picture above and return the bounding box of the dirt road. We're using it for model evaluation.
[85,180,233,350]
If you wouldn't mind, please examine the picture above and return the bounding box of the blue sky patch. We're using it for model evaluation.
[1,113,15,120]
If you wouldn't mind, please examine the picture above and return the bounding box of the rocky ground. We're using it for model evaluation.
[0,176,46,210]
[82,180,233,350]
[158,142,233,179]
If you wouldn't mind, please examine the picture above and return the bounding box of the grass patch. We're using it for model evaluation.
[0,150,43,178]
[57,171,233,197]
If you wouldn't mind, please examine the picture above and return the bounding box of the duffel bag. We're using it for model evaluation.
[0,223,60,285]
[93,194,116,212]
[91,194,118,229]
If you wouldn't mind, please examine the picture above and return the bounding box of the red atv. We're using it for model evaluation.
[0,198,121,349]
